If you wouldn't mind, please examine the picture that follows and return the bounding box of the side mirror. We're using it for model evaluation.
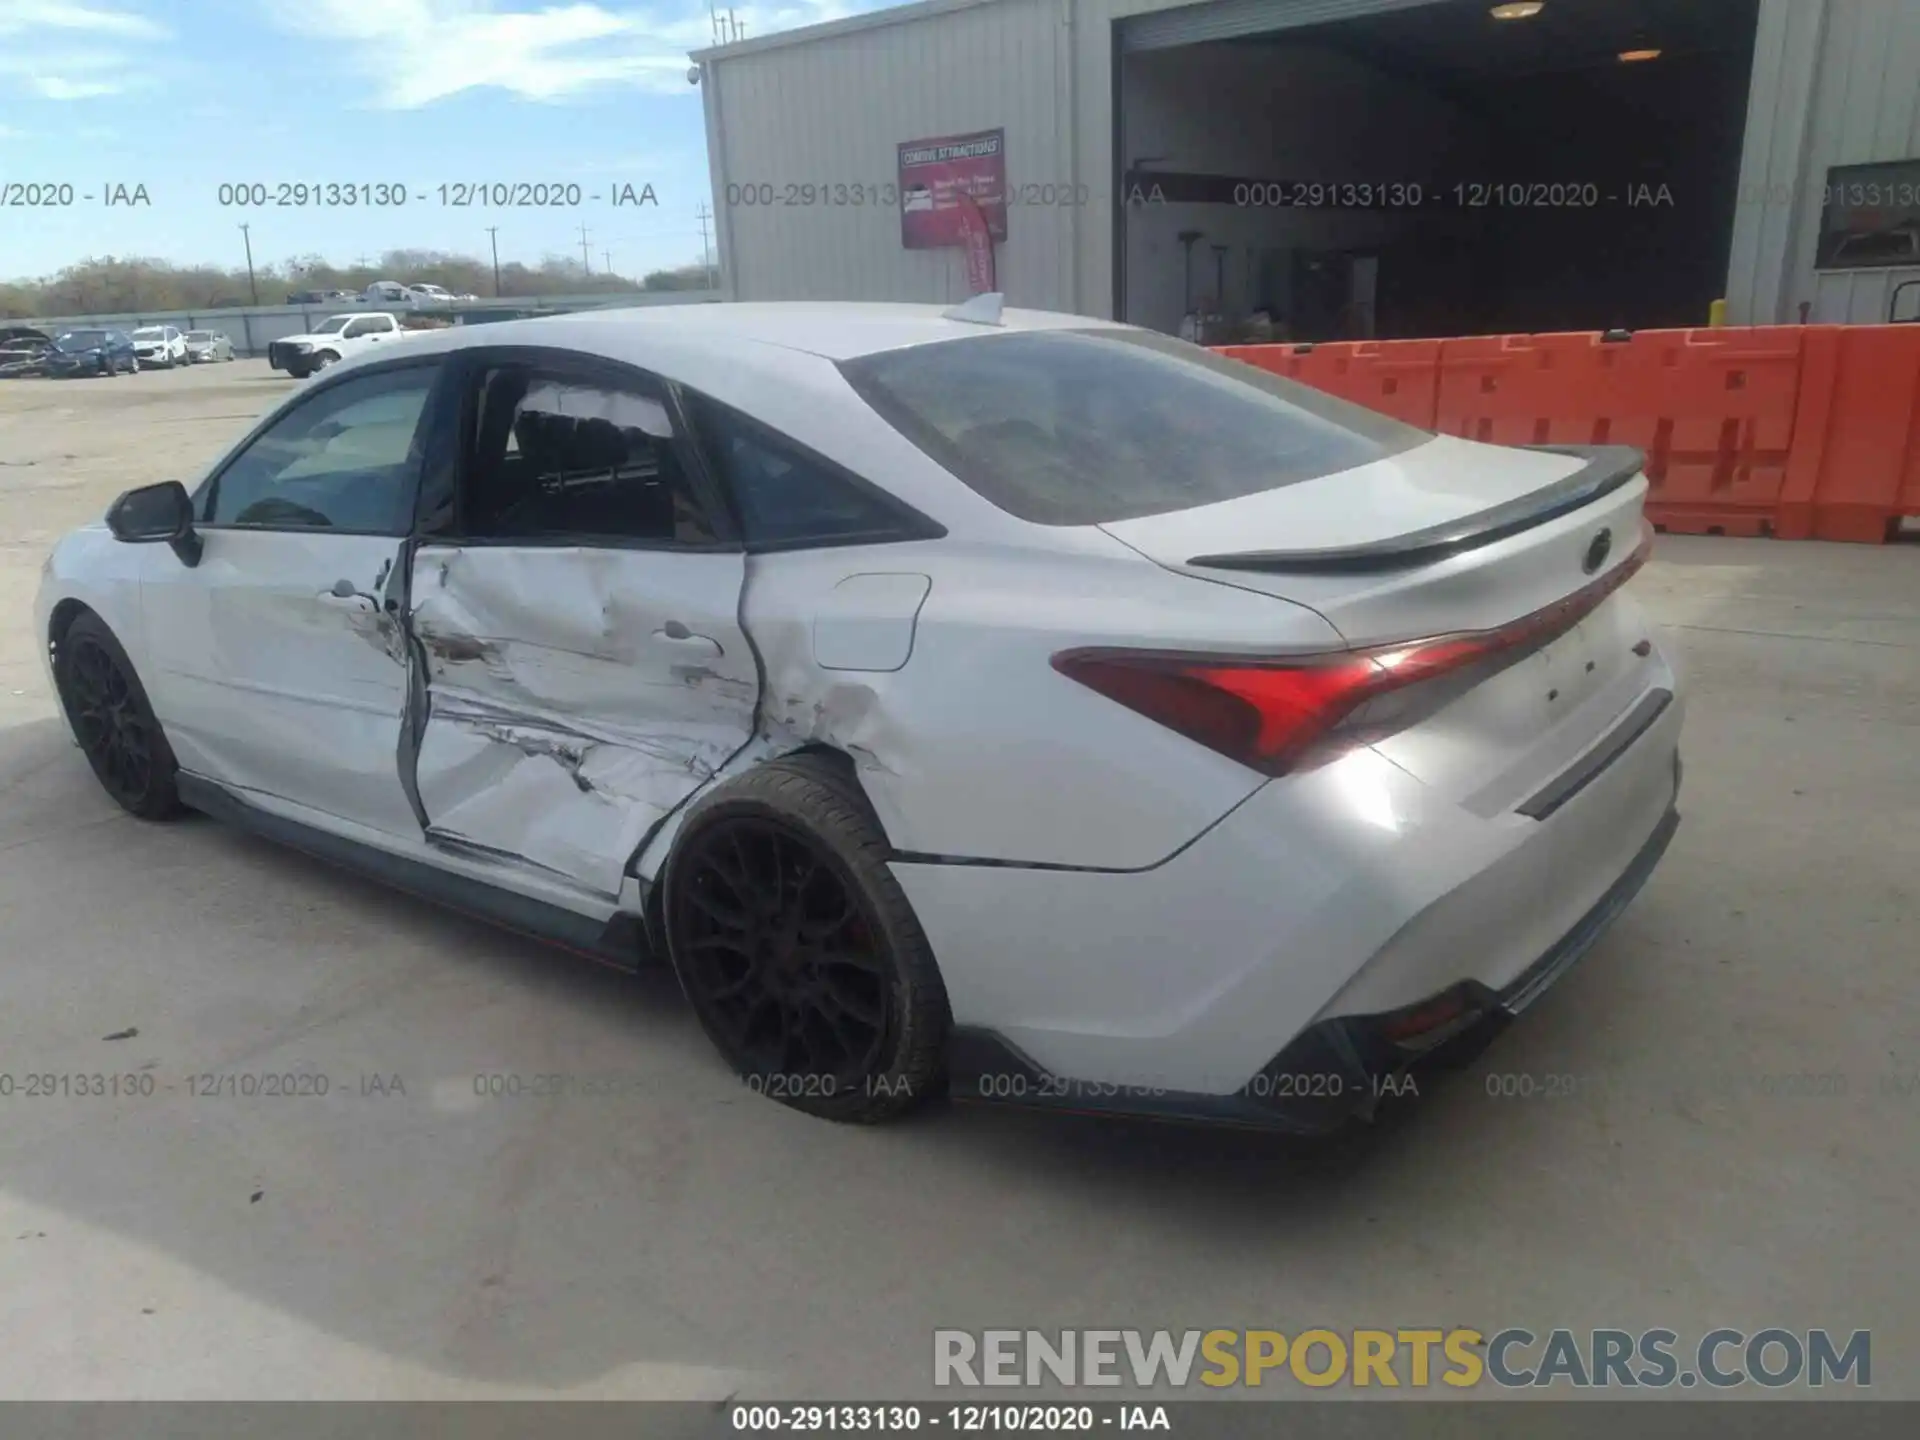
[105,480,203,567]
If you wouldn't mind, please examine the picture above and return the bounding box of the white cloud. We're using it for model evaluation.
[262,1,868,107]
[0,2,169,99]
[0,1,167,39]
[32,74,125,97]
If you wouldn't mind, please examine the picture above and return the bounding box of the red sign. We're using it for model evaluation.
[956,194,997,295]
[898,128,1008,250]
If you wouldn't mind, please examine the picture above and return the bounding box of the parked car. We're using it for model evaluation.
[404,284,457,308]
[130,326,188,368]
[361,280,413,306]
[33,301,1684,1129]
[43,328,139,377]
[183,330,235,363]
[266,312,408,378]
[0,325,54,377]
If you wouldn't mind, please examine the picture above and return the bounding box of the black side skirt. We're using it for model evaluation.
[175,773,654,970]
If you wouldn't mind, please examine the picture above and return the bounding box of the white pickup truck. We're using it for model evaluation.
[267,312,410,379]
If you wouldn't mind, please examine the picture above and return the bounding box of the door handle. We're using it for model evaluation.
[653,621,723,655]
[321,580,379,611]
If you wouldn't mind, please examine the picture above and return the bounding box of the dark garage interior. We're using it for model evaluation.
[1118,0,1762,341]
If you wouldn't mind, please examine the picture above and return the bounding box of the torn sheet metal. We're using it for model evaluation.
[632,562,935,879]
[406,543,757,899]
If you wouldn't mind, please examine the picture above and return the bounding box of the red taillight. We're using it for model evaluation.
[1054,526,1651,776]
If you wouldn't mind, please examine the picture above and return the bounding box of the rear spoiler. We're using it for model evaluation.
[1187,445,1645,576]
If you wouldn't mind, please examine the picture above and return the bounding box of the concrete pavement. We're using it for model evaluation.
[1,363,1915,1400]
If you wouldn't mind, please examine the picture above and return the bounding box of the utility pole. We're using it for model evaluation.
[696,203,715,289]
[485,226,501,296]
[603,249,613,278]
[238,224,259,304]
[578,225,592,276]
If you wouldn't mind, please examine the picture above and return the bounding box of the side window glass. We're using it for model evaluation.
[687,393,916,547]
[462,364,716,544]
[207,366,438,533]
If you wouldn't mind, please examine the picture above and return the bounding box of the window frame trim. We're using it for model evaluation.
[195,354,452,538]
[677,385,949,554]
[423,344,746,554]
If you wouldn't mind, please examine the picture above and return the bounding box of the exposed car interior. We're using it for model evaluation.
[465,366,712,543]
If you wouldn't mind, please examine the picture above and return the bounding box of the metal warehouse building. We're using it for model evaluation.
[694,0,1920,339]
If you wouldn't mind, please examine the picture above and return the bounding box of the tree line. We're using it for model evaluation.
[0,249,715,319]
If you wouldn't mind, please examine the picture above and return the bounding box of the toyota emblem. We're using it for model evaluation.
[1582,528,1613,575]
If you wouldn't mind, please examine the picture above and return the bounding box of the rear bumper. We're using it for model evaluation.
[904,660,1684,1127]
[946,792,1678,1132]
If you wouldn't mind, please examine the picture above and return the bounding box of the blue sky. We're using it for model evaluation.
[0,0,889,283]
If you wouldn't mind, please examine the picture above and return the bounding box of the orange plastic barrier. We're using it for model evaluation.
[1217,339,1441,429]
[1776,325,1920,543]
[1217,324,1920,542]
[1435,328,1810,538]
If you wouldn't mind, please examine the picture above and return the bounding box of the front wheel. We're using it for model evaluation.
[662,755,950,1123]
[52,612,184,821]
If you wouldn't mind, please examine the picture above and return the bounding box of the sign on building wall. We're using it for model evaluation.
[1815,159,1920,271]
[898,128,1008,250]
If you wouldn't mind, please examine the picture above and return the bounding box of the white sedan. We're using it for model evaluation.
[183,330,235,363]
[34,301,1684,1128]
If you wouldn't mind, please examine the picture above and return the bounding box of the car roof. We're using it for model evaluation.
[367,300,1129,365]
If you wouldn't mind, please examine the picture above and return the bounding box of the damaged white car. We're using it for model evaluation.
[37,301,1683,1129]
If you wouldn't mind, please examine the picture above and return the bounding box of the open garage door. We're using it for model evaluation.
[1122,0,1446,53]
[1117,0,1760,343]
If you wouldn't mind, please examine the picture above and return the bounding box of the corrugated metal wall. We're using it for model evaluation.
[1727,0,1920,324]
[707,0,1920,326]
[703,0,1074,307]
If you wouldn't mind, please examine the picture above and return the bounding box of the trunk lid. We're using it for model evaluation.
[1097,437,1648,646]
[1098,438,1662,804]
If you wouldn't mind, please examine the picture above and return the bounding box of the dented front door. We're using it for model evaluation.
[405,544,758,898]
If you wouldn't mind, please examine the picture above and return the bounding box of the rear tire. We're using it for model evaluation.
[52,612,184,821]
[662,754,949,1123]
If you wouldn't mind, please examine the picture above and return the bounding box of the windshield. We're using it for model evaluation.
[131,328,165,340]
[186,331,217,341]
[310,317,352,334]
[839,328,1432,526]
[55,330,109,350]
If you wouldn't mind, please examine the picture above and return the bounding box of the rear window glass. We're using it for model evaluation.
[839,328,1431,525]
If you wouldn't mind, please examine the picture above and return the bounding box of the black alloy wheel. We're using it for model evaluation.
[664,756,948,1122]
[53,614,182,820]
